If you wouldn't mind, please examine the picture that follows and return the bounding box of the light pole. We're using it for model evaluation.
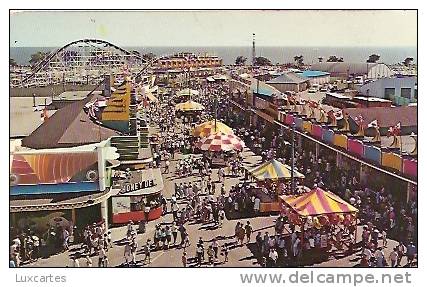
[291,121,296,194]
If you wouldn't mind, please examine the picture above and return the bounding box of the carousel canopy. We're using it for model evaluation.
[176,88,199,97]
[175,100,205,112]
[192,120,233,138]
[196,132,245,152]
[280,187,358,217]
[248,159,305,181]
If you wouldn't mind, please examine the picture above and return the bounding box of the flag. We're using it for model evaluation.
[309,101,318,108]
[367,119,378,128]
[355,115,364,125]
[327,110,335,119]
[40,109,49,122]
[393,122,401,135]
[335,110,343,120]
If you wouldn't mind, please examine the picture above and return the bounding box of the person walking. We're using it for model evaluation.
[171,222,178,245]
[389,247,398,267]
[144,239,151,265]
[182,252,187,267]
[245,221,253,243]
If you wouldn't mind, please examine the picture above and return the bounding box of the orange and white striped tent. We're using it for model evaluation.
[280,187,358,217]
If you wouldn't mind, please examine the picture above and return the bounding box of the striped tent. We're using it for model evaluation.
[196,132,245,152]
[280,187,358,217]
[175,100,205,112]
[248,159,305,181]
[192,120,233,138]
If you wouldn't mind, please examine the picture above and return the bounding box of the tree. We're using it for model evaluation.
[142,52,156,61]
[9,58,18,67]
[327,55,344,62]
[403,57,414,67]
[367,54,380,63]
[293,55,304,66]
[29,51,50,66]
[235,56,247,66]
[318,57,323,63]
[254,56,272,66]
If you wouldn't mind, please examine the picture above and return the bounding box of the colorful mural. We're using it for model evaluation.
[10,152,98,186]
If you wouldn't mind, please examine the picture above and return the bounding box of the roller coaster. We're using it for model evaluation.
[10,39,157,88]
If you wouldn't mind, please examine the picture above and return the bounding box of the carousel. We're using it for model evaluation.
[280,187,358,254]
[175,100,205,123]
[246,159,305,213]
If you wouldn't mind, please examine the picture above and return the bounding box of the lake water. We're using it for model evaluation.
[10,46,417,66]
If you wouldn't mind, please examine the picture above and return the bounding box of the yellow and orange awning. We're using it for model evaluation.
[249,159,305,181]
[192,120,233,138]
[175,100,205,112]
[280,187,358,217]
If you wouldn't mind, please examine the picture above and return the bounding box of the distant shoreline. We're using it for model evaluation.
[10,46,417,66]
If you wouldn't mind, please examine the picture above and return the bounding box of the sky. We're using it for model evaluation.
[10,10,417,47]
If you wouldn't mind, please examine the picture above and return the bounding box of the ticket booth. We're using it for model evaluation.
[111,168,164,224]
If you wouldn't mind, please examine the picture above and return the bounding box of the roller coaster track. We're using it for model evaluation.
[19,38,149,85]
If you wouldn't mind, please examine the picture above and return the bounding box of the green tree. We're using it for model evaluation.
[327,55,344,62]
[403,57,414,67]
[367,54,380,63]
[29,51,50,66]
[235,56,247,65]
[254,56,272,66]
[293,55,304,66]
[9,58,18,67]
[142,52,156,61]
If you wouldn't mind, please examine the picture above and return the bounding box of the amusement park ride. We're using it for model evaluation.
[10,39,157,88]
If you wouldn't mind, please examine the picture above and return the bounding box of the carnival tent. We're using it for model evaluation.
[280,187,358,217]
[249,159,305,181]
[175,100,205,112]
[176,88,199,97]
[196,132,245,152]
[192,120,233,138]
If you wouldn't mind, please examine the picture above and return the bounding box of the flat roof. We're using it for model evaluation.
[353,96,392,102]
[10,190,111,212]
[297,70,330,78]
[10,97,56,138]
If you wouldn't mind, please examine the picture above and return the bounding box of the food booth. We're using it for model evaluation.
[111,168,164,224]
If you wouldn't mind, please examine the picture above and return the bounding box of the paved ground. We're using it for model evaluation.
[24,142,410,268]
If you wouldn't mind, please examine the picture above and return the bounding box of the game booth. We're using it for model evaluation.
[246,159,305,213]
[111,168,164,224]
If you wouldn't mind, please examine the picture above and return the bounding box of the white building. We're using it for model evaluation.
[310,62,394,79]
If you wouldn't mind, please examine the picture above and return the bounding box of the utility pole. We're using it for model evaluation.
[252,33,256,66]
[291,121,296,194]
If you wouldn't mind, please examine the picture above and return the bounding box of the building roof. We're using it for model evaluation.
[344,106,417,129]
[311,62,389,75]
[22,93,120,149]
[267,72,308,84]
[250,79,281,97]
[296,70,330,78]
[10,97,56,138]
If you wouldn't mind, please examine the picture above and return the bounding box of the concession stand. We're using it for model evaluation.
[111,168,164,224]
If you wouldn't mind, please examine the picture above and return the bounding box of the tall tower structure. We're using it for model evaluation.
[252,33,256,66]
